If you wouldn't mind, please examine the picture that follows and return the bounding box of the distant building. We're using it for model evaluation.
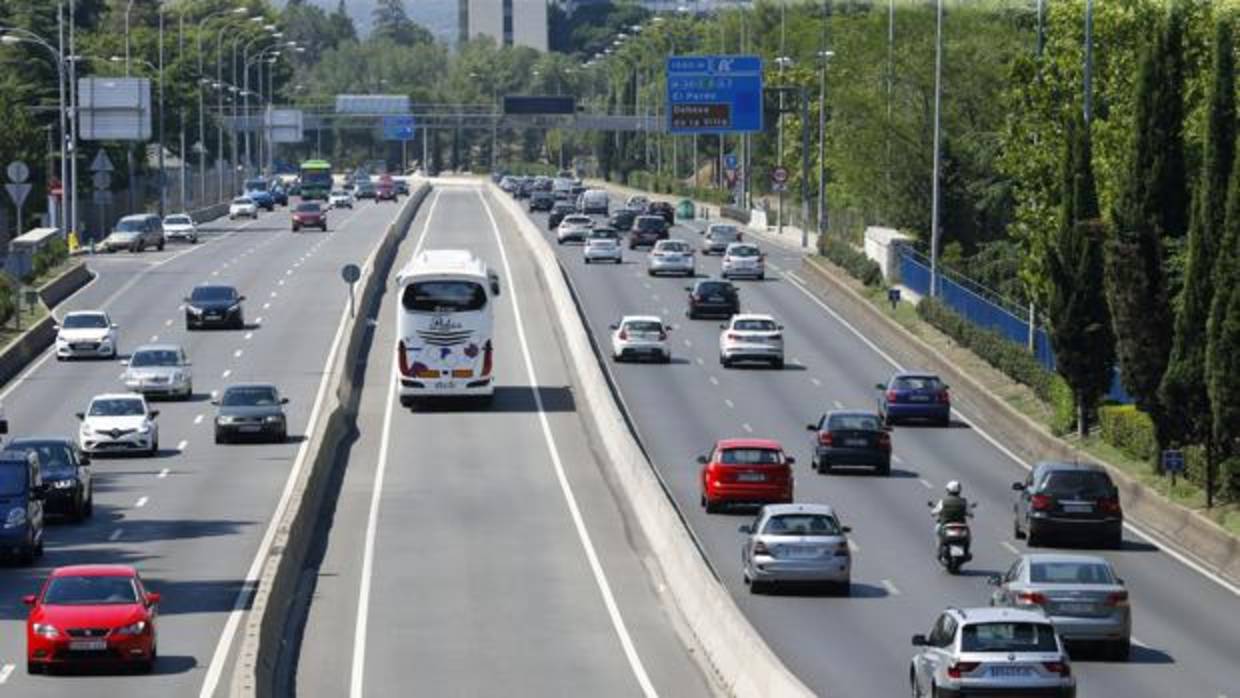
[460,0,548,51]
[560,0,752,15]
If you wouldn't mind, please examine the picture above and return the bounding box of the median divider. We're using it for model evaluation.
[0,261,96,390]
[232,183,430,698]
[486,181,815,697]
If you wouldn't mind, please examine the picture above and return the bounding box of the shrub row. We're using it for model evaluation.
[0,275,15,327]
[1098,405,1158,462]
[622,171,733,205]
[24,238,68,285]
[817,235,884,287]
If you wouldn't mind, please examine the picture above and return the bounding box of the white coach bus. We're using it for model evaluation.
[395,249,500,407]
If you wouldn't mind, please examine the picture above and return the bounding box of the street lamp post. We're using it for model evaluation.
[197,7,247,204]
[930,0,944,297]
[243,32,277,177]
[817,50,834,237]
[112,56,165,216]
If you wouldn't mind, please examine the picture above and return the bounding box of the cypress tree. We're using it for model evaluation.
[1207,144,1240,502]
[1047,116,1114,439]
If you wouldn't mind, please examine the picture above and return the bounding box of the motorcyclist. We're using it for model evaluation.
[932,481,970,557]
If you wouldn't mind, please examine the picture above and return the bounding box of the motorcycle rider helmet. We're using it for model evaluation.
[945,480,962,495]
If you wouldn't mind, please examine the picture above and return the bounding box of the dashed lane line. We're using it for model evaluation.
[724,399,734,408]
[108,529,123,541]
[245,332,254,340]
[176,440,188,452]
[0,663,14,684]
[708,376,719,386]
[1001,541,1020,555]
[234,349,243,358]
[742,423,753,433]
[810,377,822,387]
[134,496,148,508]
[881,579,902,596]
[158,468,169,479]
[919,478,934,490]
[222,369,232,379]
[194,414,204,425]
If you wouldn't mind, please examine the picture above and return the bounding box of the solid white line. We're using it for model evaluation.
[480,190,657,696]
[176,440,188,452]
[0,663,14,684]
[1001,541,1020,555]
[919,478,934,490]
[134,496,148,508]
[881,578,902,596]
[108,528,123,541]
[157,468,169,479]
[194,414,204,425]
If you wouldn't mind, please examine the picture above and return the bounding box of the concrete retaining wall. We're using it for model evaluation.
[38,262,94,309]
[488,182,814,697]
[0,261,96,390]
[232,184,430,698]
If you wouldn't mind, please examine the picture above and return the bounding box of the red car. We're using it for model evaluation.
[376,175,397,201]
[292,202,328,232]
[699,438,795,513]
[25,565,160,674]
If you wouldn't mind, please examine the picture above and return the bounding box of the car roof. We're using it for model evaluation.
[1033,460,1108,474]
[223,382,277,391]
[761,502,837,517]
[620,315,663,324]
[50,564,137,578]
[948,606,1052,625]
[716,438,783,450]
[826,410,881,419]
[730,313,776,323]
[1022,552,1113,567]
[655,238,689,246]
[131,343,184,353]
[63,309,106,317]
[892,371,941,381]
[726,242,758,250]
[90,393,145,402]
[6,437,75,446]
[193,284,237,291]
[120,213,157,221]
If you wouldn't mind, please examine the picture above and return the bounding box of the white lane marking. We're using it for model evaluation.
[158,468,169,479]
[695,357,704,366]
[892,454,904,464]
[848,539,861,553]
[782,269,1240,598]
[278,279,285,286]
[709,376,719,386]
[1001,541,1020,555]
[270,291,278,298]
[0,663,14,684]
[245,331,254,340]
[652,294,661,302]
[233,349,243,358]
[919,478,934,490]
[211,270,220,276]
[194,414,204,425]
[683,339,692,348]
[479,191,658,696]
[811,377,822,387]
[286,269,294,275]
[108,528,123,541]
[134,496,148,508]
[881,579,902,596]
[221,369,232,379]
[832,400,844,409]
[165,319,173,327]
[724,399,734,408]
[149,335,158,342]
[200,191,416,698]
[176,440,188,452]
[742,423,753,433]
[255,317,263,325]
[661,307,670,315]
[117,371,125,380]
[262,302,271,310]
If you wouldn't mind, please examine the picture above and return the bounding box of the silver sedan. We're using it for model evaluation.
[740,503,852,595]
[988,553,1132,660]
[121,344,194,400]
[646,239,696,276]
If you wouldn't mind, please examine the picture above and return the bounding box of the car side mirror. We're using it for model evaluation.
[987,575,1001,586]
[875,383,886,390]
[841,526,852,533]
[75,412,85,420]
[146,592,161,606]
[238,295,247,302]
[785,456,796,465]
[22,595,36,606]
[119,359,129,366]
[280,397,289,405]
[696,455,709,465]
[1011,482,1025,491]
[210,399,219,406]
[79,455,90,465]
[149,410,160,419]
[182,297,191,303]
[926,500,934,508]
[684,286,692,292]
[806,424,817,431]
[737,524,752,534]
[911,634,928,647]
[609,323,618,330]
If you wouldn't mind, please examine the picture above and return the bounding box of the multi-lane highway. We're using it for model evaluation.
[515,188,1240,697]
[0,195,408,696]
[295,181,713,697]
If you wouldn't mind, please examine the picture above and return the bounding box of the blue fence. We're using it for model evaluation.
[897,246,1130,403]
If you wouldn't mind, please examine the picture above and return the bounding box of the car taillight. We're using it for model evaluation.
[753,540,771,556]
[1105,591,1129,607]
[769,333,782,341]
[1016,591,1048,606]
[946,661,979,679]
[1031,494,1053,511]
[728,333,743,341]
[819,432,834,446]
[397,340,412,376]
[877,431,892,451]
[1042,661,1071,677]
[481,340,493,377]
[886,389,899,403]
[618,329,628,340]
[834,541,850,557]
[937,389,951,404]
[1098,497,1122,514]
[657,331,667,340]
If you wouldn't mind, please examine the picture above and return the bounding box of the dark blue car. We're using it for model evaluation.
[876,372,951,426]
[0,450,45,563]
[244,178,275,211]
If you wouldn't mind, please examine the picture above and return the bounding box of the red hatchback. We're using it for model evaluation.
[292,202,327,232]
[25,565,160,674]
[699,438,795,513]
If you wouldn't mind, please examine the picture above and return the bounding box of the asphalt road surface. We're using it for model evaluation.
[295,181,712,698]
[517,188,1240,698]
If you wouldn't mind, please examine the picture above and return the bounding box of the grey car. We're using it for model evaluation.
[989,553,1131,660]
[213,384,288,444]
[121,344,193,400]
[911,607,1076,698]
[102,213,165,253]
[647,239,696,276]
[739,503,852,595]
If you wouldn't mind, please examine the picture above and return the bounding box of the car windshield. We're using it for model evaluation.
[709,226,739,239]
[1030,560,1116,585]
[829,414,882,431]
[623,320,663,333]
[331,191,348,197]
[402,281,487,313]
[590,230,619,240]
[222,387,279,407]
[296,203,321,212]
[114,219,144,233]
[191,286,237,302]
[697,282,733,295]
[1040,470,1114,497]
[10,442,74,478]
[43,576,139,605]
[658,242,689,252]
[164,215,191,225]
[88,398,144,417]
[729,245,760,257]
[63,313,107,329]
[893,376,942,391]
[960,622,1059,653]
[0,463,28,496]
[245,179,268,191]
[232,197,251,204]
[733,319,777,332]
[763,514,842,536]
[130,350,180,367]
[720,448,782,465]
[564,216,591,225]
[636,217,665,231]
[553,203,574,212]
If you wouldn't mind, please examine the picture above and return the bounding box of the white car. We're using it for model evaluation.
[721,242,766,279]
[162,213,199,243]
[647,239,696,276]
[625,195,650,212]
[609,315,671,363]
[229,196,258,220]
[719,314,784,369]
[77,393,160,457]
[702,223,743,255]
[556,214,594,244]
[55,310,118,360]
[583,229,623,264]
[329,190,354,209]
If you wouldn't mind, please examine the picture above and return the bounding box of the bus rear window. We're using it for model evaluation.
[402,281,487,312]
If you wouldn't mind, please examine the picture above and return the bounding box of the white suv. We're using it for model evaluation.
[610,315,671,363]
[719,314,784,369]
[556,215,594,244]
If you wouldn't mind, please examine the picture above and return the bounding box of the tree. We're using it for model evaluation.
[331,0,357,45]
[372,0,432,47]
[1208,156,1240,465]
[1047,115,1114,439]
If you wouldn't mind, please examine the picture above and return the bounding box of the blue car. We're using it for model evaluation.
[243,178,275,211]
[0,449,45,563]
[876,372,951,426]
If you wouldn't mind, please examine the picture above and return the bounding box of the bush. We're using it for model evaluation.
[25,238,68,284]
[0,275,15,326]
[1098,405,1158,463]
[818,235,883,287]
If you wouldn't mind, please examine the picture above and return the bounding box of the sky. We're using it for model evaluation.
[275,0,459,42]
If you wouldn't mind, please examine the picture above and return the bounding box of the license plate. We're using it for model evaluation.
[708,296,724,302]
[1063,504,1093,513]
[909,395,930,402]
[434,381,457,390]
[239,425,262,433]
[949,545,966,557]
[845,438,868,447]
[787,547,819,559]
[989,666,1032,677]
[70,639,107,651]
[1057,602,1094,614]
[737,472,766,482]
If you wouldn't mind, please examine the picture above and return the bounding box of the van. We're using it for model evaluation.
[0,449,44,563]
[578,189,610,215]
[102,213,165,253]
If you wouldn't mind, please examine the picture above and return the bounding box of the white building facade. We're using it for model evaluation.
[460,0,548,52]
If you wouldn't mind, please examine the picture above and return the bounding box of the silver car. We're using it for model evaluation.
[583,228,623,264]
[701,223,742,254]
[162,213,199,243]
[647,239,696,276]
[721,242,765,279]
[989,553,1131,660]
[121,344,193,400]
[739,503,852,595]
[556,214,594,244]
[911,607,1076,698]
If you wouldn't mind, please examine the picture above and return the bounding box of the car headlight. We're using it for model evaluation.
[115,620,147,635]
[4,507,27,528]
[52,479,76,490]
[172,371,184,382]
[228,302,242,312]
[32,623,59,639]
[137,423,151,434]
[186,305,203,315]
[264,415,283,424]
[218,416,237,425]
[80,423,95,436]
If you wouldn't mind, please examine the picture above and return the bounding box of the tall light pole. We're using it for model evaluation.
[112,56,165,216]
[197,7,247,204]
[774,55,792,235]
[816,50,834,236]
[243,30,278,177]
[124,0,135,76]
[929,0,944,297]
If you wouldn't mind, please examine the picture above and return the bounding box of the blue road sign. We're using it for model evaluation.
[383,115,416,141]
[724,153,739,171]
[666,55,764,135]
[1161,449,1186,474]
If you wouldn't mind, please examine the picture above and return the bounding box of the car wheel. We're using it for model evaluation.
[1013,517,1025,540]
[399,395,415,409]
[157,239,165,251]
[292,225,299,232]
[877,462,891,477]
[748,579,769,595]
[660,352,671,364]
[215,430,227,445]
[818,457,832,475]
[1026,521,1042,547]
[148,438,158,457]
[276,429,288,443]
[758,272,766,280]
[1107,529,1124,550]
[772,358,785,370]
[1107,639,1131,662]
[84,495,93,518]
[834,580,851,596]
[584,258,591,265]
[183,382,193,400]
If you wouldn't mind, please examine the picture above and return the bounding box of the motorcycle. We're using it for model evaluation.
[928,501,976,574]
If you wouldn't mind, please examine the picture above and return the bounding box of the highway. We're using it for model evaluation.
[0,195,408,696]
[516,188,1240,698]
[295,181,713,697]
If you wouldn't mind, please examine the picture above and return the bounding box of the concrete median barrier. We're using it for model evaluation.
[232,183,430,698]
[0,261,96,390]
[487,181,815,698]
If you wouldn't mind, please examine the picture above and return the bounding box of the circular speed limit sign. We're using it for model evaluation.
[771,166,789,184]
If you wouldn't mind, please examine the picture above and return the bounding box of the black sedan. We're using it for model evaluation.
[548,202,576,229]
[6,438,92,522]
[806,411,891,475]
[529,192,555,212]
[1013,461,1124,548]
[185,285,245,330]
[213,384,289,443]
[685,279,739,319]
[648,201,676,224]
[609,209,637,231]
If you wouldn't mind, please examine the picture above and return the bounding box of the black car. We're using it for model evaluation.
[515,179,534,199]
[529,191,555,212]
[395,179,410,195]
[185,285,245,329]
[1013,461,1123,548]
[6,438,92,522]
[686,279,740,319]
[213,383,289,443]
[648,200,676,224]
[548,202,576,228]
[629,215,670,249]
[806,411,891,476]
[609,209,637,231]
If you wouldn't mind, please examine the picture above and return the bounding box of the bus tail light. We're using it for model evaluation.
[481,340,494,377]
[397,340,412,376]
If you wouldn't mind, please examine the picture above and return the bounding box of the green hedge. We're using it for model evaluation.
[24,238,68,285]
[621,171,734,205]
[0,275,15,327]
[817,236,884,287]
[1098,405,1158,463]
